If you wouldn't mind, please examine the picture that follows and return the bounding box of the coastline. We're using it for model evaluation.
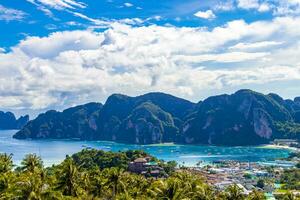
[258,144,299,152]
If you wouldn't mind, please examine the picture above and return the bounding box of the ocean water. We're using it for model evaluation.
[0,130,292,167]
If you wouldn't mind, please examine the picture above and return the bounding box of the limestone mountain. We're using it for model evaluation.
[13,90,300,146]
[13,103,103,139]
[94,92,195,142]
[181,90,300,145]
[0,111,29,130]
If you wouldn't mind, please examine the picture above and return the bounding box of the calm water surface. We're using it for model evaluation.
[0,130,292,167]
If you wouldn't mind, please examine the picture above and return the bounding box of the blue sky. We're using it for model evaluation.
[0,0,276,47]
[0,0,300,116]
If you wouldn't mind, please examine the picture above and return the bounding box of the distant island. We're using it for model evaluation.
[0,111,29,130]
[13,89,300,146]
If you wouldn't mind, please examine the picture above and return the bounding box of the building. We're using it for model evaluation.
[128,157,165,177]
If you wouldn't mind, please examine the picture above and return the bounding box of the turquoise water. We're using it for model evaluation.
[0,130,292,167]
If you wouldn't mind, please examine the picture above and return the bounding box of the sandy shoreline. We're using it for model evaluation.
[258,144,299,151]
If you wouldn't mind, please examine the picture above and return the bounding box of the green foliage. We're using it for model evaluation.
[0,153,13,173]
[224,184,245,200]
[247,190,266,200]
[256,179,265,189]
[0,149,269,200]
[274,122,300,138]
[19,154,43,173]
[280,169,300,190]
[243,173,252,179]
[71,149,148,170]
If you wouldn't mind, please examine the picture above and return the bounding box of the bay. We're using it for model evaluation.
[0,130,292,167]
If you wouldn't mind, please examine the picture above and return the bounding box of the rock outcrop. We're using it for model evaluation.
[0,111,29,130]
[13,90,300,146]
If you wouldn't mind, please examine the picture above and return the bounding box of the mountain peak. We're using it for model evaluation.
[0,111,29,130]
[13,90,300,146]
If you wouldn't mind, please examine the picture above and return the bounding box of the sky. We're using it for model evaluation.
[0,0,300,117]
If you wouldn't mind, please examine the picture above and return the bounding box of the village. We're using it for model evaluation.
[128,139,300,199]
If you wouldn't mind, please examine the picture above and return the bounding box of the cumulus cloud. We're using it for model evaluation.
[273,0,300,16]
[237,0,271,12]
[0,5,27,22]
[1,16,300,112]
[194,10,216,19]
[210,0,300,15]
[237,0,260,9]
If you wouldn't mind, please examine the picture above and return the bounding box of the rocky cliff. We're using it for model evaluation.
[13,90,300,146]
[0,111,29,130]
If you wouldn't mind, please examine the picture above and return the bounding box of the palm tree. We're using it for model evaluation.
[125,174,149,199]
[14,171,44,200]
[225,184,245,200]
[20,154,43,173]
[0,153,13,173]
[190,183,215,200]
[0,172,16,199]
[89,170,108,198]
[282,192,297,200]
[149,178,187,200]
[56,157,81,197]
[247,189,266,200]
[103,167,127,199]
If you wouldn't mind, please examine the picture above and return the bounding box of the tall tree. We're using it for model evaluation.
[56,157,81,197]
[0,153,13,173]
[225,184,245,200]
[20,154,43,173]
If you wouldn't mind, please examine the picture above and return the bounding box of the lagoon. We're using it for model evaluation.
[0,130,292,167]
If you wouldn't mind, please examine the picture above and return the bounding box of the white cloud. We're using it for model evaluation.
[229,41,283,50]
[173,52,269,63]
[71,12,110,26]
[1,17,300,112]
[27,0,86,10]
[194,10,216,19]
[274,0,300,16]
[237,0,260,9]
[288,0,300,5]
[214,1,235,11]
[0,5,27,22]
[258,3,271,12]
[234,0,300,15]
[124,2,133,7]
[236,0,271,12]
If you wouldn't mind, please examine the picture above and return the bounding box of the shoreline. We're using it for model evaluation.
[258,144,299,152]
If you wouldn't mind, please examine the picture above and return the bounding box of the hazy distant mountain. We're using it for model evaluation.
[14,90,300,146]
[0,111,29,130]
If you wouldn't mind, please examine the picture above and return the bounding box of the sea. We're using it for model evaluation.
[0,130,293,167]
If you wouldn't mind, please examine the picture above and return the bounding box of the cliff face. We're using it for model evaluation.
[13,90,300,146]
[0,111,29,130]
[116,102,179,144]
[13,103,103,139]
[93,92,194,142]
[181,90,294,145]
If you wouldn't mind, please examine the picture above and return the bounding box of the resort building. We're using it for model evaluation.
[128,157,165,177]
